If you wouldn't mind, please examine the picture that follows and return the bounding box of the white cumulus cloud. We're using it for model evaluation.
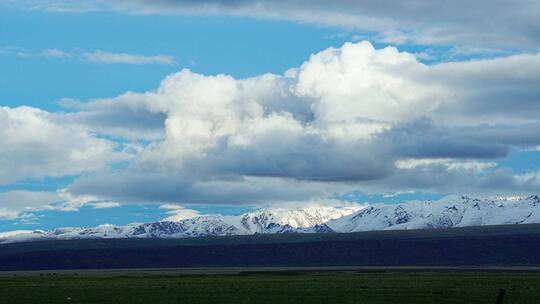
[2,41,540,213]
[0,106,125,184]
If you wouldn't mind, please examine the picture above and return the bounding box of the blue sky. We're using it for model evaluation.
[1,1,539,232]
[0,6,464,111]
[1,8,357,110]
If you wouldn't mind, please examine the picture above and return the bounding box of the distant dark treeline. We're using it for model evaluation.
[1,224,540,271]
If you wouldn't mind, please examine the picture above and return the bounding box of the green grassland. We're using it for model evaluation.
[0,270,539,304]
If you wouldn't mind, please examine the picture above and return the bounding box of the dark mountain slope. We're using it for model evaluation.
[1,223,540,271]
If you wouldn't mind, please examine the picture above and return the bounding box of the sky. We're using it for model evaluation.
[0,0,539,232]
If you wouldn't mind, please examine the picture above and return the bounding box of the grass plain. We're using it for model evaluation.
[0,269,539,304]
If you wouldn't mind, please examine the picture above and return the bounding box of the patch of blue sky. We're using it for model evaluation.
[0,203,254,232]
[0,204,159,232]
[496,149,540,174]
[0,8,346,110]
[0,7,479,113]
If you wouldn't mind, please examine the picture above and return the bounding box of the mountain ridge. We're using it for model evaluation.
[2,195,540,244]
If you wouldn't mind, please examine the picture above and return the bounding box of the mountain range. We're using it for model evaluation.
[2,195,540,244]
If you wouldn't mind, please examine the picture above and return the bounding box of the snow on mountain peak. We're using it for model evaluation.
[2,196,540,244]
[328,195,540,232]
[236,205,364,233]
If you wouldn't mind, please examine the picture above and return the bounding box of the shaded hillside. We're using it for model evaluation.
[1,224,540,271]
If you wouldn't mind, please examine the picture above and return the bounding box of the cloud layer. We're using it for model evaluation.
[81,50,175,65]
[1,47,176,65]
[2,41,540,212]
[0,106,123,184]
[7,0,540,50]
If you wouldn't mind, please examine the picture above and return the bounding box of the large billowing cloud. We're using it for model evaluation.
[8,0,540,50]
[2,41,540,210]
[0,106,125,184]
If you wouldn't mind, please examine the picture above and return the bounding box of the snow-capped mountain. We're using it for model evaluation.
[328,195,540,232]
[0,206,361,243]
[2,195,540,244]
[235,206,361,234]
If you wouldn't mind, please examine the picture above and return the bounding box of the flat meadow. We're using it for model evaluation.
[1,269,539,304]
